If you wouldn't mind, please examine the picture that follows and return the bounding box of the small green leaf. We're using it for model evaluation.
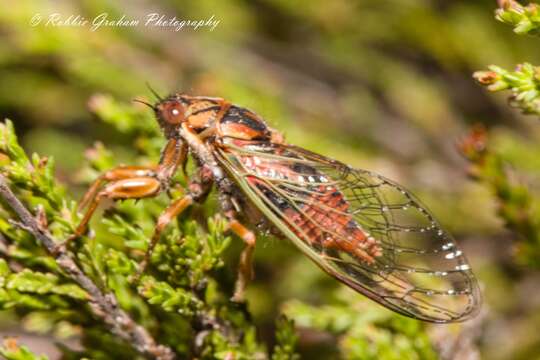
[137,276,203,316]
[272,316,300,360]
[496,2,540,36]
[0,338,48,360]
[474,63,540,117]
[0,259,11,278]
[5,270,87,300]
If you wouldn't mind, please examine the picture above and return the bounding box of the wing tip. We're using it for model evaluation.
[428,280,483,324]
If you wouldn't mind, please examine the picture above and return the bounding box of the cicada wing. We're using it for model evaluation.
[215,139,481,323]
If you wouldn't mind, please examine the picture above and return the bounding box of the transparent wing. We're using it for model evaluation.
[215,139,481,323]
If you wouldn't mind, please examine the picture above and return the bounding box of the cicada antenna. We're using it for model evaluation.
[132,98,156,110]
[145,82,164,102]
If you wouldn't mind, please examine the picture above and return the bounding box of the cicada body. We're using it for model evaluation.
[74,93,481,323]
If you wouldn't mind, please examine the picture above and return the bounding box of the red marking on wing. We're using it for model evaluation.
[284,184,382,264]
[242,155,382,264]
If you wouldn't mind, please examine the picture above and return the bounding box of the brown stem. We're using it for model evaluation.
[0,175,175,360]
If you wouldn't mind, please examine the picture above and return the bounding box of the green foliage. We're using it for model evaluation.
[474,63,540,116]
[0,338,48,360]
[88,94,164,160]
[6,269,86,299]
[0,120,78,244]
[284,289,437,360]
[459,127,540,268]
[0,120,67,211]
[475,2,540,118]
[496,0,540,36]
[272,317,300,360]
[468,1,540,270]
[137,275,204,315]
[88,94,159,136]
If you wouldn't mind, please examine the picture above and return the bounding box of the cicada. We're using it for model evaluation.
[71,93,481,323]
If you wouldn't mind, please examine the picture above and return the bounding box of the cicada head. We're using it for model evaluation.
[153,94,190,138]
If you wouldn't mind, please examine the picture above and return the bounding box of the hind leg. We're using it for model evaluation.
[226,216,257,302]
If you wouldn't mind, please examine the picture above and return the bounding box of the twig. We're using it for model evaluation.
[0,175,176,360]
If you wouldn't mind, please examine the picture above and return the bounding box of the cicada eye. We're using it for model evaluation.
[161,101,185,124]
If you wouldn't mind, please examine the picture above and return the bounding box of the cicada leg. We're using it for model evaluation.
[134,195,194,280]
[78,166,157,211]
[134,165,214,280]
[227,217,257,302]
[67,176,162,248]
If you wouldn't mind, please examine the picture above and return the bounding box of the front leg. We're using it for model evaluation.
[69,176,162,245]
[72,137,187,242]
[78,166,157,211]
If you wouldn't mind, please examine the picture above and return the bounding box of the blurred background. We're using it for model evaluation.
[1,0,540,359]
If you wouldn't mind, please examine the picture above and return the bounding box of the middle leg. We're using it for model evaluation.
[135,195,194,279]
[135,164,215,279]
[215,184,258,302]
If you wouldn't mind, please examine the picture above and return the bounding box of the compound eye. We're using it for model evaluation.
[163,102,185,124]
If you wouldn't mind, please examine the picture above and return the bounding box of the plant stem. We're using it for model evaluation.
[0,175,175,360]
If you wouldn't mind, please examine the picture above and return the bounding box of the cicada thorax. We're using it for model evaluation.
[182,97,272,141]
[217,106,271,140]
[184,99,222,130]
[235,149,382,264]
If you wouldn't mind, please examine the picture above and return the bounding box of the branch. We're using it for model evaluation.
[0,175,175,360]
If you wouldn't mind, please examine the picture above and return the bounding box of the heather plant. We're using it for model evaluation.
[469,0,540,268]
